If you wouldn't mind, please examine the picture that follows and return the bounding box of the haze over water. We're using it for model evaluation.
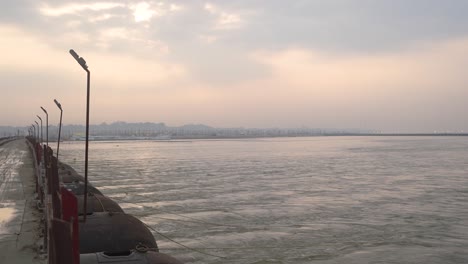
[57,136,468,263]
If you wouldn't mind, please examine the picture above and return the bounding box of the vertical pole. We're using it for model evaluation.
[46,113,49,147]
[35,122,39,144]
[41,107,48,147]
[83,69,90,222]
[40,119,43,144]
[69,49,91,222]
[57,109,62,161]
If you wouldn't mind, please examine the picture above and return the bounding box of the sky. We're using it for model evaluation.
[1,0,468,132]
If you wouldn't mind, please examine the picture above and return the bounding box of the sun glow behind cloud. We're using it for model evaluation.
[131,2,155,22]
[130,1,183,23]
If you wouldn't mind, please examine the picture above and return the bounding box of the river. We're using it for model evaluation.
[57,136,468,263]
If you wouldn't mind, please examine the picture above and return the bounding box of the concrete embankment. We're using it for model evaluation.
[0,139,44,263]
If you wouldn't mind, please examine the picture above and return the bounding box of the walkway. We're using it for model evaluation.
[0,139,44,263]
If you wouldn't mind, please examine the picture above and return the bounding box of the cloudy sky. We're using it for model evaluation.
[1,0,468,132]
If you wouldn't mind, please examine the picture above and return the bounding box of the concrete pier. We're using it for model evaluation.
[0,139,44,263]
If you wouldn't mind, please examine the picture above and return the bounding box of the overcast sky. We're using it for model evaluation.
[1,0,468,132]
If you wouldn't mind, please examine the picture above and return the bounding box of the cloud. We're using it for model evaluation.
[3,1,468,131]
[194,0,468,54]
[204,3,216,14]
[217,12,242,29]
[130,1,183,23]
[204,2,243,30]
[169,4,182,12]
[89,13,116,22]
[198,34,217,44]
[33,1,173,56]
[252,38,468,93]
[94,27,169,53]
[0,25,74,72]
[0,24,184,82]
[39,2,125,17]
[234,37,468,130]
[0,24,186,125]
[86,36,468,130]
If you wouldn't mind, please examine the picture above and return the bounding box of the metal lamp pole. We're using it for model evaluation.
[34,121,39,143]
[41,107,48,147]
[37,116,43,144]
[69,49,91,222]
[54,99,63,161]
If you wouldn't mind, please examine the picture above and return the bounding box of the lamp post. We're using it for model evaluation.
[69,49,91,222]
[34,121,39,143]
[54,99,63,161]
[31,125,35,141]
[41,107,48,147]
[36,116,43,144]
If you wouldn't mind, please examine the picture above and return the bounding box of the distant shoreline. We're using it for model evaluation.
[62,133,468,142]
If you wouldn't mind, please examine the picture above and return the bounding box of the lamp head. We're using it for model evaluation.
[69,49,88,69]
[40,106,47,114]
[54,99,62,110]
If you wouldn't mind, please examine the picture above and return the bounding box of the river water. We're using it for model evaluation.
[57,136,468,263]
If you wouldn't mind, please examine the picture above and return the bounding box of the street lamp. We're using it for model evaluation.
[41,107,48,147]
[69,49,91,222]
[54,99,63,161]
[37,116,43,144]
[34,121,39,143]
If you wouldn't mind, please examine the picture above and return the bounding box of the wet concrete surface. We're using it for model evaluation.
[0,139,45,263]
